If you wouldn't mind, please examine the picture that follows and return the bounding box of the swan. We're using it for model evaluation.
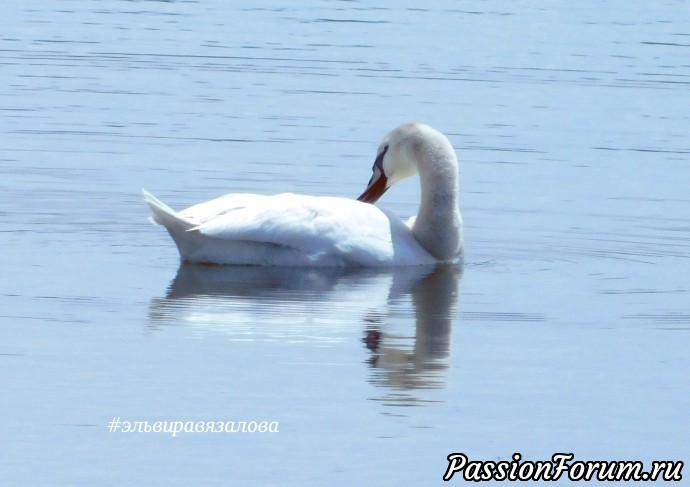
[143,123,463,266]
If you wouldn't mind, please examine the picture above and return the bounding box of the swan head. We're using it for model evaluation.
[357,123,462,261]
[357,123,450,204]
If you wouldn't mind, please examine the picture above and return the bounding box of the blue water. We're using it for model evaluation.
[1,1,688,485]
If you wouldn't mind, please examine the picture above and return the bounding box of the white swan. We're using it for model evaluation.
[143,123,463,266]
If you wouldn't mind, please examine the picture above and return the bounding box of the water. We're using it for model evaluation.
[2,1,689,485]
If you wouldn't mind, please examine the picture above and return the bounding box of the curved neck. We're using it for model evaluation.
[412,150,462,260]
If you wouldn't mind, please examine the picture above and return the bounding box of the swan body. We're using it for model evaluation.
[144,123,463,267]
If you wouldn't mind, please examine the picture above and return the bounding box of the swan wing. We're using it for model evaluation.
[186,194,397,265]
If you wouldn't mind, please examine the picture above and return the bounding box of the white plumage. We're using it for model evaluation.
[144,123,463,266]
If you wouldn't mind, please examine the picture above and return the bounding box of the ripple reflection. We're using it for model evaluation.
[149,264,462,406]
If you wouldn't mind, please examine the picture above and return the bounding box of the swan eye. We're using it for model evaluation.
[373,145,389,172]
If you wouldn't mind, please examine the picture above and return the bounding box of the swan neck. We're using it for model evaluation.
[412,149,462,260]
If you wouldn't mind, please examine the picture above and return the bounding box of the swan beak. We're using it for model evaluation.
[357,167,389,203]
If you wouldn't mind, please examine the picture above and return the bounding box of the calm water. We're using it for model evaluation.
[2,1,689,485]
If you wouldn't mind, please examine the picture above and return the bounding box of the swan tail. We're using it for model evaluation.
[143,189,222,262]
[142,189,195,229]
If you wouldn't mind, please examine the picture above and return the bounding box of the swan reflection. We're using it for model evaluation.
[362,264,460,406]
[149,264,461,406]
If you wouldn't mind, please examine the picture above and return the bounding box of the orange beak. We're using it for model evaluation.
[357,147,390,203]
[357,167,389,203]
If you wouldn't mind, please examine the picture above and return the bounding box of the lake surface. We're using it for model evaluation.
[2,1,688,485]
